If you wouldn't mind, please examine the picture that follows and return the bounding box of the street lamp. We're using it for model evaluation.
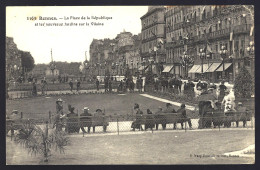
[131,60,133,75]
[199,48,206,79]
[181,51,193,78]
[116,62,119,75]
[142,58,146,75]
[219,45,228,79]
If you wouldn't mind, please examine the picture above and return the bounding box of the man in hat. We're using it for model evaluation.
[155,106,165,130]
[69,79,73,92]
[235,102,249,127]
[163,103,177,129]
[54,98,64,131]
[177,104,192,130]
[219,81,227,101]
[131,103,144,131]
[96,79,100,91]
[80,107,92,133]
[76,80,81,92]
[67,105,79,133]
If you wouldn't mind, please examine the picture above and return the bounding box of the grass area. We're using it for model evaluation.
[6,93,196,119]
[6,129,254,164]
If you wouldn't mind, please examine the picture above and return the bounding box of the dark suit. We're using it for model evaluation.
[177,108,192,129]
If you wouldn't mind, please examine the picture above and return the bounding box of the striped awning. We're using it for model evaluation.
[162,65,174,73]
[194,64,212,73]
[188,65,200,73]
[138,65,148,71]
[215,63,232,72]
[205,63,222,72]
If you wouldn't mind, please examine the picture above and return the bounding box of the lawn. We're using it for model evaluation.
[6,129,254,164]
[6,93,196,119]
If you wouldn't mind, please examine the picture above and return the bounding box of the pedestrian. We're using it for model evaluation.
[80,107,92,133]
[155,106,165,130]
[164,103,177,129]
[235,102,249,127]
[96,79,100,91]
[177,104,192,130]
[66,105,79,133]
[108,79,112,93]
[69,79,73,92]
[54,98,65,131]
[76,80,81,92]
[218,81,227,102]
[178,78,182,94]
[104,77,108,92]
[41,77,47,95]
[32,81,37,96]
[145,109,155,131]
[131,103,144,131]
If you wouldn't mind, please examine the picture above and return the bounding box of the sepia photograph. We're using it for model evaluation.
[5,5,255,165]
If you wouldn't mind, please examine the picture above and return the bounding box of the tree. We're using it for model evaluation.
[14,120,69,163]
[20,51,35,73]
[234,66,253,98]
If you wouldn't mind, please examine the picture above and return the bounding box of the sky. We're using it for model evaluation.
[6,6,148,64]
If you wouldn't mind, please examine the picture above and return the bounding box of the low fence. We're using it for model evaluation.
[8,82,120,91]
[6,111,255,140]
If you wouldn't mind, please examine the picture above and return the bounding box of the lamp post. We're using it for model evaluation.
[142,58,146,75]
[131,60,133,75]
[219,45,228,80]
[199,48,206,79]
[246,41,255,76]
[116,62,119,75]
[181,51,193,78]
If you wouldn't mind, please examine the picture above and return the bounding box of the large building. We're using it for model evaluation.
[140,6,166,75]
[89,31,142,77]
[164,5,254,82]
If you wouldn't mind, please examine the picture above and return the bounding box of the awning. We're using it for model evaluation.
[162,65,174,73]
[188,65,200,73]
[145,65,156,73]
[138,65,148,71]
[194,64,212,73]
[215,63,232,72]
[205,63,222,72]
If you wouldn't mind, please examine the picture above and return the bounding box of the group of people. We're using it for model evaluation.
[54,98,107,133]
[131,103,193,131]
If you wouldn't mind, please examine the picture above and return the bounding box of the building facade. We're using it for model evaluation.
[89,31,142,77]
[165,5,254,82]
[140,6,166,75]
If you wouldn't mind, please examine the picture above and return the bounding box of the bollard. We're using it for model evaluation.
[117,117,119,135]
[10,122,13,141]
[20,112,23,119]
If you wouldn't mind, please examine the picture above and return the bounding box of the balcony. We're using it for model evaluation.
[233,24,252,34]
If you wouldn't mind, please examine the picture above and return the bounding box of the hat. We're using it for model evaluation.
[56,98,63,103]
[12,110,18,114]
[238,102,243,105]
[83,107,89,111]
[181,104,186,108]
[134,103,139,109]
[96,109,102,112]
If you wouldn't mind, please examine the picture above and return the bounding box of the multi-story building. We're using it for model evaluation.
[140,6,166,75]
[165,5,254,82]
[89,31,142,77]
[6,37,23,81]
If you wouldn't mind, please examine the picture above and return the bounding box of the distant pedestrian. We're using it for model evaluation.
[76,80,81,92]
[41,77,47,95]
[218,81,227,102]
[69,80,73,92]
[32,82,37,96]
[145,109,155,131]
[108,79,112,92]
[96,79,100,91]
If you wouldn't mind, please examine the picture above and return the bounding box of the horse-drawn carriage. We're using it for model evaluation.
[198,93,252,129]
